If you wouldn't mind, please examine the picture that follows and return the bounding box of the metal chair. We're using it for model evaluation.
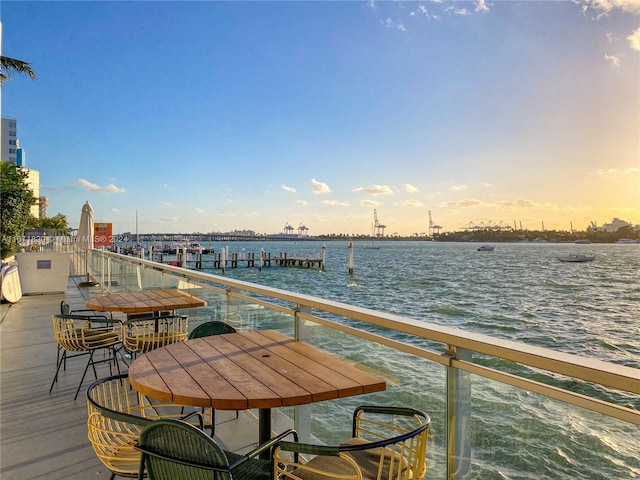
[50,313,122,400]
[187,320,239,436]
[135,418,297,480]
[86,374,206,480]
[273,405,430,480]
[122,314,188,361]
[57,301,114,370]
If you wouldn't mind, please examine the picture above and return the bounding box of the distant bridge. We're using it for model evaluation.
[128,233,319,243]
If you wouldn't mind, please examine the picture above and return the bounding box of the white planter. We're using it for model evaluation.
[15,252,71,295]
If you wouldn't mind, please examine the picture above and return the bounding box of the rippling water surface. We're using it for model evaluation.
[149,240,640,478]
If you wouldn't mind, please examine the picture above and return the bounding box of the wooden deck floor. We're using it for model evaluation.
[0,276,264,479]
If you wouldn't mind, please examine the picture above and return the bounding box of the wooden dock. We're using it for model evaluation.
[132,248,326,271]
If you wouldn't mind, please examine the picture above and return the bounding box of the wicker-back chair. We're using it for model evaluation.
[50,314,122,400]
[86,374,206,480]
[122,314,188,360]
[273,405,430,480]
[135,418,297,480]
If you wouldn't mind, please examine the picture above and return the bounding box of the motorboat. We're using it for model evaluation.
[557,254,595,263]
[477,245,495,251]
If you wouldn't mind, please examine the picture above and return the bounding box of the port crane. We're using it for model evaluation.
[428,210,442,236]
[373,209,386,237]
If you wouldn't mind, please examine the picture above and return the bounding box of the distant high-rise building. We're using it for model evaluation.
[1,117,41,218]
[1,117,18,164]
[16,139,26,167]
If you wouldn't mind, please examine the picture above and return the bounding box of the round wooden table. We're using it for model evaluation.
[129,329,386,455]
[86,288,206,315]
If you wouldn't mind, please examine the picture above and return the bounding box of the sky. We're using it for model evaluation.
[1,0,639,236]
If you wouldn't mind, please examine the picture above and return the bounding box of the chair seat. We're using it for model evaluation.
[292,455,361,480]
[342,437,414,479]
[225,451,272,480]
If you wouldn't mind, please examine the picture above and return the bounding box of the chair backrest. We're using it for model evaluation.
[350,405,430,480]
[187,320,237,339]
[52,314,120,351]
[136,418,233,480]
[86,374,153,478]
[274,405,430,480]
[87,374,207,479]
[122,314,189,354]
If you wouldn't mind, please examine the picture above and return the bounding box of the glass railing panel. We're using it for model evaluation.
[466,372,640,479]
[296,320,448,479]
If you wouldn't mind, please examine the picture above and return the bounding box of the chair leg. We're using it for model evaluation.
[74,350,96,400]
[49,351,67,392]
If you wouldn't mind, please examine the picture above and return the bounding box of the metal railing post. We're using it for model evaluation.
[447,347,472,480]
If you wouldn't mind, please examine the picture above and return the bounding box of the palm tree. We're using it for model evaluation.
[0,55,36,85]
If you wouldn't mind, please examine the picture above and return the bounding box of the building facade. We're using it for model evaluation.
[1,117,18,164]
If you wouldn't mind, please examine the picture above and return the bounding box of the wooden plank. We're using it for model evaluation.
[144,342,211,407]
[259,330,387,395]
[183,338,253,410]
[86,289,206,313]
[226,331,339,403]
[128,354,174,403]
[205,334,311,408]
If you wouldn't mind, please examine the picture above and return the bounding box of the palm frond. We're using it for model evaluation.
[0,55,37,84]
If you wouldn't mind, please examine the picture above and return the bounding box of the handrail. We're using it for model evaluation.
[93,249,640,426]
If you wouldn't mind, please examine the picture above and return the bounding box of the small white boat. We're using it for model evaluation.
[477,245,495,251]
[557,254,595,263]
[616,238,638,244]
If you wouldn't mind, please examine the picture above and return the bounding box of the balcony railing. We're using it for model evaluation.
[86,248,640,480]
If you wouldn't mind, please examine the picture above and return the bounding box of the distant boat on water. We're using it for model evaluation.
[477,245,495,251]
[557,254,595,263]
[574,239,591,244]
[616,238,638,244]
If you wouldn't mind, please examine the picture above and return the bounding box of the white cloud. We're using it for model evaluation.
[195,208,205,214]
[360,199,383,207]
[629,27,640,50]
[441,198,486,208]
[281,184,297,194]
[449,184,468,192]
[322,199,350,207]
[605,53,621,65]
[593,167,640,175]
[581,0,640,15]
[404,184,419,193]
[160,202,173,207]
[310,178,332,193]
[382,17,406,31]
[445,6,469,15]
[475,0,490,12]
[76,178,126,193]
[353,184,394,195]
[497,199,556,209]
[111,208,120,214]
[296,200,309,205]
[410,5,430,17]
[394,199,425,207]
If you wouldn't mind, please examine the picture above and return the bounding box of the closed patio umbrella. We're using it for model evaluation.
[77,201,98,287]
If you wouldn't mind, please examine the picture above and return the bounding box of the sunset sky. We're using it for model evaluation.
[2,1,638,235]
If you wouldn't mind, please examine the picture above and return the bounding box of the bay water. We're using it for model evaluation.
[141,240,640,478]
